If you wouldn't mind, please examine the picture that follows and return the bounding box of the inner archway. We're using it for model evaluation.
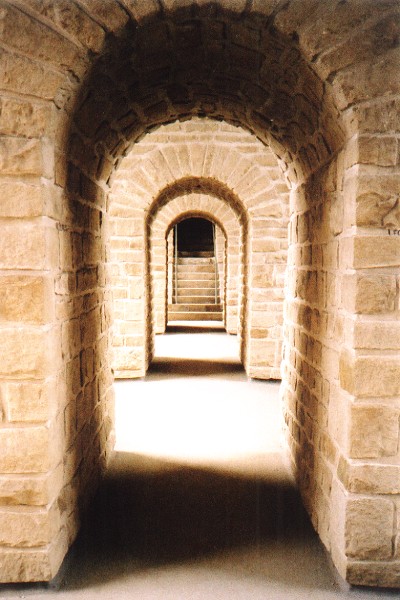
[168,216,224,324]
[59,8,349,582]
[176,217,214,253]
[108,120,286,379]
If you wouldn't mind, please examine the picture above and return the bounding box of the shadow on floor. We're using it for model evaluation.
[147,357,244,378]
[166,324,225,334]
[59,452,327,592]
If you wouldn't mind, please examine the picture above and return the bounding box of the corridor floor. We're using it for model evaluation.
[1,323,398,599]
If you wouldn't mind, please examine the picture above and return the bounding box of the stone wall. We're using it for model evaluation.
[148,193,241,338]
[109,119,288,379]
[0,0,399,588]
[215,224,226,324]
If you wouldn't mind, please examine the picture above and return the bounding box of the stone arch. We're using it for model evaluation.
[0,0,399,587]
[149,193,243,343]
[164,212,227,327]
[146,179,250,374]
[108,120,288,380]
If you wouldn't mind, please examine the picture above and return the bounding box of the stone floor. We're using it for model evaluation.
[1,323,398,599]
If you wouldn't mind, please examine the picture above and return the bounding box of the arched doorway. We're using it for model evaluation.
[1,1,399,587]
[168,216,224,324]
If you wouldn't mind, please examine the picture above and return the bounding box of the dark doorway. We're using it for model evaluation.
[176,217,214,253]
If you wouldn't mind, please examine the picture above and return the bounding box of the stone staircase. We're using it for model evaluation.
[168,251,223,321]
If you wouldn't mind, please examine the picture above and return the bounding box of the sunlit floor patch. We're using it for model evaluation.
[115,323,291,480]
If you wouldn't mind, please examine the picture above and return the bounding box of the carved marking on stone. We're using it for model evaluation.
[356,192,397,227]
[382,197,400,229]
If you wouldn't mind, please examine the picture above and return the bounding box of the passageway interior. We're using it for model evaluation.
[168,218,224,324]
[1,325,398,599]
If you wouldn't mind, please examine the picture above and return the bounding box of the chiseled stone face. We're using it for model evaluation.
[0,0,399,589]
[345,498,395,560]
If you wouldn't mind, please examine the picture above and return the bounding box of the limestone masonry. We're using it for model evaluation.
[0,0,399,588]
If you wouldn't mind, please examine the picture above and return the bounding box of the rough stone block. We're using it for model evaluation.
[0,275,54,324]
[346,560,400,588]
[1,4,80,69]
[248,338,277,366]
[0,466,62,507]
[355,274,396,314]
[0,547,53,583]
[345,136,398,169]
[25,0,105,52]
[332,47,400,110]
[4,380,55,423]
[61,318,82,360]
[341,273,396,314]
[0,138,42,176]
[0,181,44,217]
[353,236,400,268]
[338,458,400,494]
[353,169,400,227]
[328,387,349,452]
[0,507,56,547]
[358,136,398,167]
[0,221,58,270]
[0,427,49,473]
[349,404,400,458]
[69,0,129,32]
[113,347,144,374]
[0,327,59,379]
[345,497,394,560]
[0,98,50,137]
[0,49,64,99]
[251,238,281,252]
[345,97,400,136]
[340,351,400,397]
[353,320,400,350]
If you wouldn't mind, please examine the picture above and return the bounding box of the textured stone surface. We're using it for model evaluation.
[0,427,49,473]
[0,508,55,547]
[0,98,50,137]
[341,273,397,314]
[0,222,58,270]
[0,327,59,379]
[0,138,42,176]
[0,182,44,217]
[338,459,400,495]
[345,498,394,560]
[353,236,400,268]
[353,320,400,350]
[0,0,399,588]
[340,352,400,398]
[4,380,55,423]
[110,119,288,380]
[0,276,54,324]
[349,404,400,458]
[0,469,62,507]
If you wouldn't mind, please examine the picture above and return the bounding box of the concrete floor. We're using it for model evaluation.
[1,323,398,599]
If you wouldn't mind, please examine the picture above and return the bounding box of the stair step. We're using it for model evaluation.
[168,311,223,321]
[176,287,217,297]
[175,272,216,281]
[176,295,219,304]
[178,251,213,258]
[178,257,215,265]
[178,281,215,296]
[169,303,222,312]
[173,250,220,318]
[177,264,216,274]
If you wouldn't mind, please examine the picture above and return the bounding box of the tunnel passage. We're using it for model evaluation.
[176,217,214,253]
[147,189,243,343]
[109,122,289,380]
[168,217,223,324]
[1,0,400,589]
